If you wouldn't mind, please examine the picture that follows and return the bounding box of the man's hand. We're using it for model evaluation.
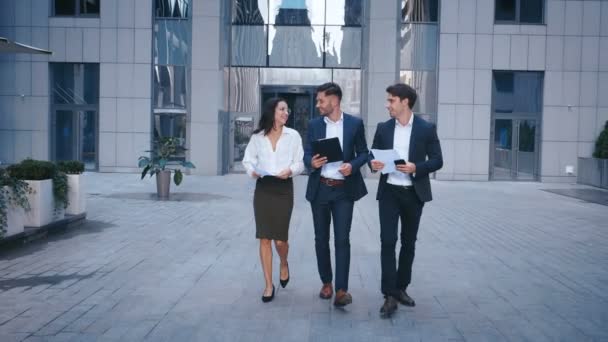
[311,154,328,169]
[339,163,352,176]
[276,168,292,179]
[396,162,416,174]
[370,160,384,172]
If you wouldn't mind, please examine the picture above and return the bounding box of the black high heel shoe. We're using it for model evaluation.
[262,285,275,303]
[280,263,290,288]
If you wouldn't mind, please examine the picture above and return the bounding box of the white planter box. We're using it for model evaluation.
[66,174,86,215]
[3,186,25,237]
[24,179,63,227]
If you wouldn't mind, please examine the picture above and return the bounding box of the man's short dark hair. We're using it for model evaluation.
[386,83,417,109]
[316,82,342,102]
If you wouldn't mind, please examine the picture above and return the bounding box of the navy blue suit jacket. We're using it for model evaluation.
[370,115,443,203]
[304,113,369,202]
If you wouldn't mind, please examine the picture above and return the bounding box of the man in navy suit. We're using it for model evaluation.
[304,82,369,307]
[369,83,443,318]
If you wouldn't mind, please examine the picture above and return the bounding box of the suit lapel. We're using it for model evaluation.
[386,118,396,149]
[318,116,327,140]
[408,115,418,161]
[342,114,351,158]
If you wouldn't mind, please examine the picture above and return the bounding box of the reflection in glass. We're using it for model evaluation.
[400,23,437,71]
[268,25,323,67]
[325,26,361,68]
[154,65,189,109]
[269,0,324,25]
[55,110,75,161]
[332,69,361,115]
[492,71,543,117]
[54,110,98,170]
[81,110,97,169]
[325,0,363,26]
[399,70,437,116]
[233,0,268,24]
[493,119,513,178]
[52,63,100,105]
[80,0,100,14]
[517,120,536,178]
[55,0,76,15]
[154,20,191,65]
[495,0,516,21]
[154,112,187,143]
[260,68,331,85]
[234,116,255,162]
[401,0,438,22]
[231,25,267,66]
[155,0,190,18]
[520,0,543,24]
[229,68,260,113]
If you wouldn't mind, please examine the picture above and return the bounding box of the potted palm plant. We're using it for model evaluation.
[138,137,196,199]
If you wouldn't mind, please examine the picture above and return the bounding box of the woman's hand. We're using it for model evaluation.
[252,171,261,179]
[276,168,292,179]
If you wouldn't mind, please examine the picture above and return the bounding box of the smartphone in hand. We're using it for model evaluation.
[394,159,406,165]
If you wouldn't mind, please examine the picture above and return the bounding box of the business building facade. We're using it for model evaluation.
[1,0,607,182]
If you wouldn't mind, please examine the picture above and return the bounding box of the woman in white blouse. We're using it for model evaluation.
[242,97,305,303]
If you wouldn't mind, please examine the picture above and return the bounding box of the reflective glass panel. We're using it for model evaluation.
[326,0,362,26]
[154,113,187,142]
[492,71,543,117]
[55,0,76,15]
[154,65,189,109]
[155,0,190,18]
[51,63,99,105]
[231,25,267,66]
[399,70,437,115]
[520,0,543,24]
[325,26,361,68]
[495,0,516,21]
[269,0,324,25]
[80,0,100,14]
[229,68,260,113]
[332,69,361,116]
[268,25,324,67]
[401,0,438,22]
[233,0,269,24]
[81,110,97,169]
[154,20,191,65]
[260,68,331,85]
[400,23,438,71]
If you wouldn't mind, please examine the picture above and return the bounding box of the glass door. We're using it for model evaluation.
[491,118,538,180]
[53,109,98,170]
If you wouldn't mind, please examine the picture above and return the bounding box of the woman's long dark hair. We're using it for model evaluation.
[254,97,286,135]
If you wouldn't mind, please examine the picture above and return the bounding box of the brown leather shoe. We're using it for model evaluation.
[396,289,416,307]
[319,283,333,299]
[380,296,398,318]
[333,290,352,307]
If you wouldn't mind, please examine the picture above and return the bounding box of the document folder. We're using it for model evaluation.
[312,137,343,163]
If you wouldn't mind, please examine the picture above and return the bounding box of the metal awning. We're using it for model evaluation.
[0,37,52,55]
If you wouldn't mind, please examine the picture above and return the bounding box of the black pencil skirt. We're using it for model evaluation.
[253,176,294,241]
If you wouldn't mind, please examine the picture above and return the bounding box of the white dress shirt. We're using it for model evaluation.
[242,127,305,178]
[320,113,344,180]
[387,114,413,186]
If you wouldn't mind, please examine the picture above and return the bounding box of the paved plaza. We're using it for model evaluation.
[1,173,607,341]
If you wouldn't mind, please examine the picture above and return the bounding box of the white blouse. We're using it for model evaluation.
[242,127,305,178]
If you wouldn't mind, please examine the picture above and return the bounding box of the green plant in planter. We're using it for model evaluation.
[138,137,196,185]
[7,159,69,211]
[0,167,32,238]
[593,121,608,159]
[57,160,85,175]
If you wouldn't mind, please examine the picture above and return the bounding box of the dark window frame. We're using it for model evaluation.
[52,0,100,17]
[401,0,439,24]
[494,0,545,25]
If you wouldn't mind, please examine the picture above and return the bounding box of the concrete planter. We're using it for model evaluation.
[66,174,86,215]
[24,179,64,227]
[577,157,608,189]
[2,186,25,237]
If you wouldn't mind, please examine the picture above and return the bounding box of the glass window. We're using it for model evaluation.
[325,0,362,26]
[54,0,76,15]
[154,20,191,65]
[401,0,439,23]
[233,0,268,24]
[495,0,544,24]
[324,26,361,68]
[399,70,437,116]
[269,0,324,25]
[80,0,99,15]
[400,23,438,71]
[268,25,324,67]
[155,0,190,18]
[51,63,100,105]
[154,65,189,109]
[492,71,543,117]
[231,25,267,66]
[154,112,187,145]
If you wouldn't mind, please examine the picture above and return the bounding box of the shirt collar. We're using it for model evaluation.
[395,114,413,128]
[324,112,344,125]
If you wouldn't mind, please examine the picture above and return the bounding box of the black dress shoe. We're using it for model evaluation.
[396,289,415,306]
[280,263,290,288]
[261,285,275,303]
[380,296,398,318]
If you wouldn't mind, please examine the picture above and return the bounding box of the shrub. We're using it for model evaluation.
[593,121,608,159]
[57,160,85,175]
